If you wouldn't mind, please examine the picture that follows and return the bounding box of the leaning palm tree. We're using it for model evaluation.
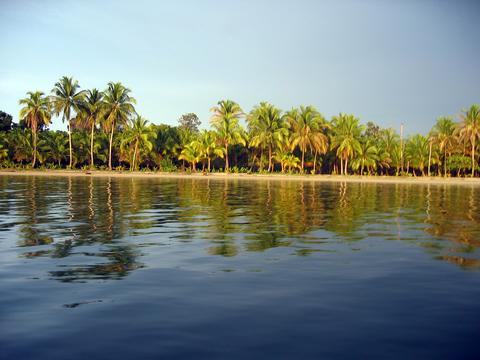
[284,106,329,172]
[457,104,480,177]
[102,82,136,170]
[210,100,245,172]
[18,91,51,167]
[77,89,104,168]
[248,102,288,172]
[431,117,456,177]
[51,76,85,168]
[331,113,363,175]
[121,116,156,170]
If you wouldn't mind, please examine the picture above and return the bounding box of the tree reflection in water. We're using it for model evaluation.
[2,175,480,283]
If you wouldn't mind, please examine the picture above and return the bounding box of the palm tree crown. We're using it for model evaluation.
[18,91,51,167]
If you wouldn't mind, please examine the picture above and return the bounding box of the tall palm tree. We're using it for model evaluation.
[103,82,136,170]
[51,76,85,168]
[431,117,456,177]
[78,89,104,168]
[210,100,245,172]
[18,91,51,167]
[284,106,329,172]
[248,102,287,172]
[198,130,224,171]
[457,104,480,177]
[331,113,363,175]
[121,116,156,170]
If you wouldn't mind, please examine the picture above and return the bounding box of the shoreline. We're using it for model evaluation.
[1,169,480,186]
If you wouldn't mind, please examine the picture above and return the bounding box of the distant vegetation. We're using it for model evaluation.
[1,76,480,177]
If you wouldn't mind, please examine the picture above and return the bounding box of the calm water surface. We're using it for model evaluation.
[1,175,480,359]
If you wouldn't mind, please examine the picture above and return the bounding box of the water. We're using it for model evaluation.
[1,175,480,359]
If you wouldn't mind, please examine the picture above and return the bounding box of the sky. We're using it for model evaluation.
[1,0,479,134]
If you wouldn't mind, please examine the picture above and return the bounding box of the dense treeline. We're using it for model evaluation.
[1,76,479,177]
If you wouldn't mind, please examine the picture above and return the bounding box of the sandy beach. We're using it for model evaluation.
[1,169,480,186]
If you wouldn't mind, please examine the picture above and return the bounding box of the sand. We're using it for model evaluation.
[1,169,480,186]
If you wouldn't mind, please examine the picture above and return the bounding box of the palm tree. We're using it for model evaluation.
[405,134,429,176]
[198,130,224,171]
[284,106,329,172]
[103,82,136,170]
[179,141,203,171]
[352,139,378,175]
[121,116,156,170]
[210,100,245,172]
[39,131,68,166]
[248,102,288,172]
[457,105,480,177]
[78,89,104,168]
[51,76,85,168]
[10,128,34,164]
[18,91,51,167]
[0,132,9,161]
[331,113,363,175]
[431,117,456,177]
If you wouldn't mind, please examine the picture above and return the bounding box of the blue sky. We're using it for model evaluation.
[1,0,479,134]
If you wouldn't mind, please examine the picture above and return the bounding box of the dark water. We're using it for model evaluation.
[1,175,480,359]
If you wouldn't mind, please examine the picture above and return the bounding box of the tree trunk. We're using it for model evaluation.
[132,140,138,171]
[192,161,196,172]
[471,136,476,178]
[301,149,305,173]
[224,143,229,172]
[360,163,364,176]
[68,120,73,168]
[90,122,95,169]
[345,157,348,175]
[428,141,432,176]
[313,150,317,174]
[108,122,115,170]
[208,157,211,172]
[268,145,272,172]
[32,129,37,168]
[444,148,447,177]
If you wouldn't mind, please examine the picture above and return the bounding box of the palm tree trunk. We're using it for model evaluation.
[193,161,196,172]
[345,157,348,175]
[444,148,447,177]
[471,136,476,178]
[68,120,73,168]
[208,157,211,172]
[268,145,272,172]
[32,129,37,168]
[132,140,138,171]
[428,141,432,176]
[90,123,95,169]
[224,143,229,172]
[301,149,305,173]
[361,163,364,176]
[108,123,115,170]
[313,150,317,174]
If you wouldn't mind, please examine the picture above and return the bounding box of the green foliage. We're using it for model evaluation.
[4,77,480,177]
